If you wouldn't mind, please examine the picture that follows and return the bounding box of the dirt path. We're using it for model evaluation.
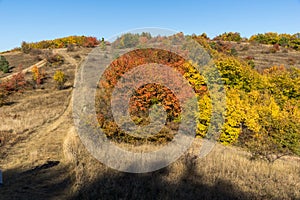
[1,59,47,81]
[0,49,78,165]
[0,48,76,82]
[0,49,80,199]
[53,48,77,66]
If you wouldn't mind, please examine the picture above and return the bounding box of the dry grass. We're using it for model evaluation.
[191,141,300,199]
[66,138,300,199]
[63,127,81,164]
[66,47,93,60]
[0,51,40,78]
[0,90,70,139]
[225,41,300,71]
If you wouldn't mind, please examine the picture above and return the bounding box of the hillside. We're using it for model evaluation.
[0,34,299,199]
[224,41,300,71]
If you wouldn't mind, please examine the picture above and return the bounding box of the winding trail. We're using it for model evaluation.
[1,48,76,82]
[0,49,80,199]
[1,49,78,165]
[1,59,47,81]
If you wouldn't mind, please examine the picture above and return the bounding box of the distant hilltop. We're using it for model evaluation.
[1,32,300,53]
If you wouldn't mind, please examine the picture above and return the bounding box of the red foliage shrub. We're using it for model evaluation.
[95,48,205,143]
[245,56,255,60]
[83,37,99,47]
[0,66,26,92]
[273,44,280,51]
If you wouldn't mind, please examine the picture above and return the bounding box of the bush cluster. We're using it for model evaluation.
[21,36,99,53]
[250,32,300,50]
[213,32,243,42]
[97,33,300,161]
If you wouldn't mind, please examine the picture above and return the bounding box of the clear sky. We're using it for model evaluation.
[0,0,300,51]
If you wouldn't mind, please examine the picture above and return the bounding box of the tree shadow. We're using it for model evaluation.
[2,101,17,106]
[0,161,72,200]
[21,161,60,175]
[70,156,257,200]
[0,156,259,199]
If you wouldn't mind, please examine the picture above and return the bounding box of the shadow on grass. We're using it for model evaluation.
[70,157,257,200]
[2,101,18,106]
[0,156,259,199]
[0,161,72,200]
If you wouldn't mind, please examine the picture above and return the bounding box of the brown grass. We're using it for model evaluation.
[0,51,41,78]
[225,41,300,72]
[0,89,70,145]
[65,138,300,199]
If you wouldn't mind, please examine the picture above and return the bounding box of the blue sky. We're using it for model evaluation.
[0,0,299,51]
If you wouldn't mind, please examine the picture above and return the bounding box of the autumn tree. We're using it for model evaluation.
[53,70,66,90]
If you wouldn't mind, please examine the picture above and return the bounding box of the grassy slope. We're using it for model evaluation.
[223,41,300,71]
[0,44,299,200]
